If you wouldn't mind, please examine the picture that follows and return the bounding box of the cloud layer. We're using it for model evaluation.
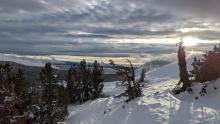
[0,0,220,59]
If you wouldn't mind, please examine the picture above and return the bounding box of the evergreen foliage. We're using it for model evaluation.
[189,57,202,81]
[0,63,29,124]
[190,45,220,83]
[173,44,220,95]
[30,63,68,124]
[67,60,104,103]
[91,60,104,99]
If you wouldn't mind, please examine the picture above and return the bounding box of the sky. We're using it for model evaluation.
[0,0,220,65]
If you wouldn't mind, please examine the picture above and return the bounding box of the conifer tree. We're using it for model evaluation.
[67,60,104,103]
[36,63,68,124]
[67,66,76,103]
[67,64,83,103]
[195,45,220,82]
[79,59,90,102]
[190,57,201,82]
[14,69,27,97]
[91,60,104,99]
[109,59,141,101]
[0,63,28,124]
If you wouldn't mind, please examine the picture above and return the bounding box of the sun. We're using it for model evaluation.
[182,37,201,46]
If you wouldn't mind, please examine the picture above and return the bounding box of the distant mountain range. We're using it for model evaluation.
[0,60,170,84]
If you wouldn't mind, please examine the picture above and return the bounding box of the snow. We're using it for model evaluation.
[102,81,124,97]
[67,97,155,124]
[57,80,67,88]
[67,54,220,124]
[4,96,15,103]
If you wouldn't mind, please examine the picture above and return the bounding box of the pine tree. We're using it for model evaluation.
[0,63,28,124]
[109,59,142,102]
[79,60,90,102]
[67,60,104,103]
[40,63,55,103]
[190,57,201,82]
[67,66,76,103]
[36,63,68,124]
[67,65,82,103]
[196,46,220,83]
[91,60,104,99]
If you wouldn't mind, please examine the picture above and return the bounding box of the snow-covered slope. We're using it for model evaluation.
[67,55,220,124]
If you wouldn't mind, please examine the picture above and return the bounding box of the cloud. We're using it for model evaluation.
[150,0,220,18]
[181,30,220,40]
[0,0,176,40]
[0,0,46,12]
[0,0,220,59]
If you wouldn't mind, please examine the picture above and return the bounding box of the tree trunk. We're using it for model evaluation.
[178,41,190,91]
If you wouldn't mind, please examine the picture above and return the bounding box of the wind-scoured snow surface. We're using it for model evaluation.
[68,54,220,124]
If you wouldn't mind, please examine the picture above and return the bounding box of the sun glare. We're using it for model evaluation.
[182,37,202,46]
